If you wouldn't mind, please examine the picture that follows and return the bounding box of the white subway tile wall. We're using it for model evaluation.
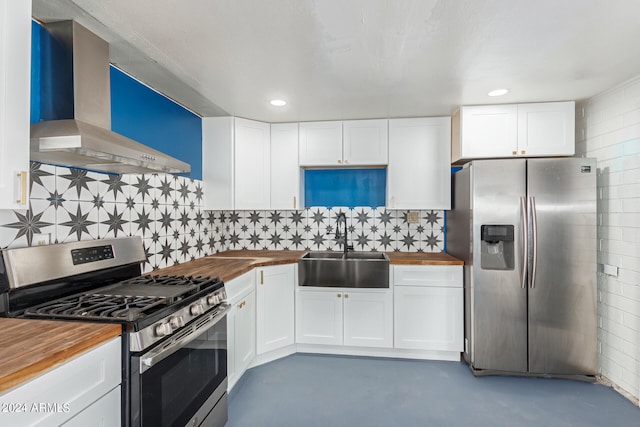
[0,163,445,274]
[576,74,640,402]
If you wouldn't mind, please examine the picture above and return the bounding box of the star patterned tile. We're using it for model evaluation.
[99,174,129,203]
[1,160,449,263]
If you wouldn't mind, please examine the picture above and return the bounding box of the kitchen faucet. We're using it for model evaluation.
[334,212,353,257]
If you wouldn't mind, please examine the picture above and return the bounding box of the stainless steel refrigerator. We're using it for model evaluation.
[447,158,597,378]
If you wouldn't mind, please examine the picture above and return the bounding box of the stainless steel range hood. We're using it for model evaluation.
[30,21,191,175]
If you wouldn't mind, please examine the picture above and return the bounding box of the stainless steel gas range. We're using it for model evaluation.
[0,237,229,427]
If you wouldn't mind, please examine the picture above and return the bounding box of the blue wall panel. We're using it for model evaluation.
[110,67,202,179]
[304,169,386,208]
[30,22,41,124]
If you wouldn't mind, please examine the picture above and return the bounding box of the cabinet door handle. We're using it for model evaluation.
[521,150,526,155]
[16,171,27,204]
[337,159,342,164]
[293,196,297,209]
[344,159,349,164]
[512,151,517,156]
[344,293,349,299]
[237,301,245,309]
[260,270,264,285]
[337,293,342,298]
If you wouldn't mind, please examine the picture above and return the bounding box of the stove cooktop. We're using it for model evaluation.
[24,275,224,325]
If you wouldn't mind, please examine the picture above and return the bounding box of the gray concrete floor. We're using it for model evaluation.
[227,353,639,427]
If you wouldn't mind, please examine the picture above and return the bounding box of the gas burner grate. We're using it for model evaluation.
[26,294,167,322]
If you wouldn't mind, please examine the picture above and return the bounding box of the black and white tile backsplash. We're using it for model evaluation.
[0,163,445,273]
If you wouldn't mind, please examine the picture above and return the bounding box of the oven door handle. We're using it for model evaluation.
[140,303,230,374]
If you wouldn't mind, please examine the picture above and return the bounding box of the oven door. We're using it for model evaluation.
[131,304,230,427]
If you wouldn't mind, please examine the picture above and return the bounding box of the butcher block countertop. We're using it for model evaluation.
[155,250,463,281]
[0,318,121,394]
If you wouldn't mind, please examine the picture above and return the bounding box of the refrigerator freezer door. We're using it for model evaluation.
[470,160,528,372]
[527,158,597,375]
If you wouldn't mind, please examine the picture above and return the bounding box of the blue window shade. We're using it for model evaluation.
[304,169,386,208]
[110,67,202,179]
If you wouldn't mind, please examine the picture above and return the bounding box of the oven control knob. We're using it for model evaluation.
[154,322,172,337]
[207,295,219,306]
[170,316,185,329]
[190,303,205,316]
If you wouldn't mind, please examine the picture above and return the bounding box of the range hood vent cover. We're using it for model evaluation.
[30,21,190,175]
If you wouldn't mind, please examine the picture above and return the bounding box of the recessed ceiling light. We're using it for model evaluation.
[270,99,287,107]
[488,89,509,97]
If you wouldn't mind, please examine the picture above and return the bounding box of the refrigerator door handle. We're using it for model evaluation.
[529,196,538,289]
[520,196,528,289]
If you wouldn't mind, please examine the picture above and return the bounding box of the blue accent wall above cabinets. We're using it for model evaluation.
[110,67,202,179]
[304,168,387,208]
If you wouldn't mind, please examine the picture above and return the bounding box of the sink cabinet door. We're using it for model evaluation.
[256,264,295,354]
[343,290,393,348]
[295,289,343,345]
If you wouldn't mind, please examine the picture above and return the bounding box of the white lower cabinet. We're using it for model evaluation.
[393,265,463,352]
[61,386,121,427]
[343,291,393,348]
[226,272,256,390]
[0,337,121,427]
[296,288,393,348]
[296,289,343,345]
[256,264,295,354]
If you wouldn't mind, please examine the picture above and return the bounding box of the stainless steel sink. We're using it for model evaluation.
[298,252,389,288]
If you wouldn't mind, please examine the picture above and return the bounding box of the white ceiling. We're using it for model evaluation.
[32,0,640,123]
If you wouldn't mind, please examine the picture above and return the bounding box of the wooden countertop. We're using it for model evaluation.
[155,250,463,281]
[386,252,464,265]
[0,318,121,394]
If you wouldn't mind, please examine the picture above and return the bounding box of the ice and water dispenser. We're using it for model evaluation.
[480,225,514,270]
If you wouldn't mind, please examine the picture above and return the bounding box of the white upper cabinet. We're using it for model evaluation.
[202,117,234,210]
[299,119,388,166]
[299,121,343,166]
[517,102,575,156]
[342,119,388,165]
[455,105,518,159]
[202,117,270,210]
[453,101,575,163]
[234,118,270,210]
[0,0,31,210]
[387,117,451,210]
[271,123,301,210]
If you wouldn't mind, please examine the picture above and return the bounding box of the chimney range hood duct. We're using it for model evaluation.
[30,21,191,175]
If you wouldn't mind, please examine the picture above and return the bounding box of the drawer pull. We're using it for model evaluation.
[16,171,27,204]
